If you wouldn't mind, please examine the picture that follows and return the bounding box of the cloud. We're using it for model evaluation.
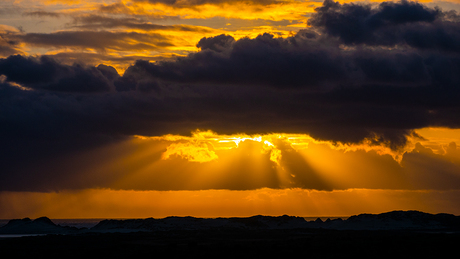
[99,0,312,22]
[45,51,167,64]
[0,55,117,92]
[132,0,278,7]
[0,25,24,57]
[308,0,460,52]
[97,2,180,20]
[23,11,62,18]
[124,32,349,88]
[1,1,460,192]
[196,34,235,52]
[11,30,174,52]
[70,14,214,33]
[401,142,460,189]
[0,3,23,16]
[0,40,22,57]
[99,2,133,14]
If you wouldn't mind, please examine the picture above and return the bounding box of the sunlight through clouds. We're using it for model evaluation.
[141,129,434,166]
[2,0,460,219]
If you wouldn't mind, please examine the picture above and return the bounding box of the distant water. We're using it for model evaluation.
[0,234,46,238]
[0,219,103,229]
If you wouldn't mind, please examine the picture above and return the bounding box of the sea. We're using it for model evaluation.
[0,218,105,229]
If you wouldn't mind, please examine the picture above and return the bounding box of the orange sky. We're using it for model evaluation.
[1,0,460,219]
[2,188,460,219]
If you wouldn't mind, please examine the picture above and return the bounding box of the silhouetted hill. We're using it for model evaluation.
[1,210,459,235]
[90,211,460,232]
[341,210,460,230]
[0,217,80,234]
[91,214,307,232]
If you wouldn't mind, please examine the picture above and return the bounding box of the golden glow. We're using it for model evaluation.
[415,127,460,154]
[108,1,318,21]
[138,130,289,166]
[110,128,457,192]
[1,188,460,219]
[162,142,219,162]
[138,129,433,165]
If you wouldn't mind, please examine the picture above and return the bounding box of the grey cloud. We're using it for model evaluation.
[0,31,23,57]
[11,30,174,51]
[23,11,62,18]
[70,15,213,32]
[0,42,21,57]
[98,2,180,20]
[99,2,132,14]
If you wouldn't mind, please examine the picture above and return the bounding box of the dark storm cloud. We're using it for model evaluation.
[2,1,460,191]
[126,32,459,90]
[0,55,117,92]
[125,32,347,88]
[196,34,235,52]
[308,0,460,52]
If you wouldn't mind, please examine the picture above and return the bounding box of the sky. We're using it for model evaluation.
[1,0,460,219]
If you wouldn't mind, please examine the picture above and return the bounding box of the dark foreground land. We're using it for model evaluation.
[2,211,459,258]
[1,228,458,258]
